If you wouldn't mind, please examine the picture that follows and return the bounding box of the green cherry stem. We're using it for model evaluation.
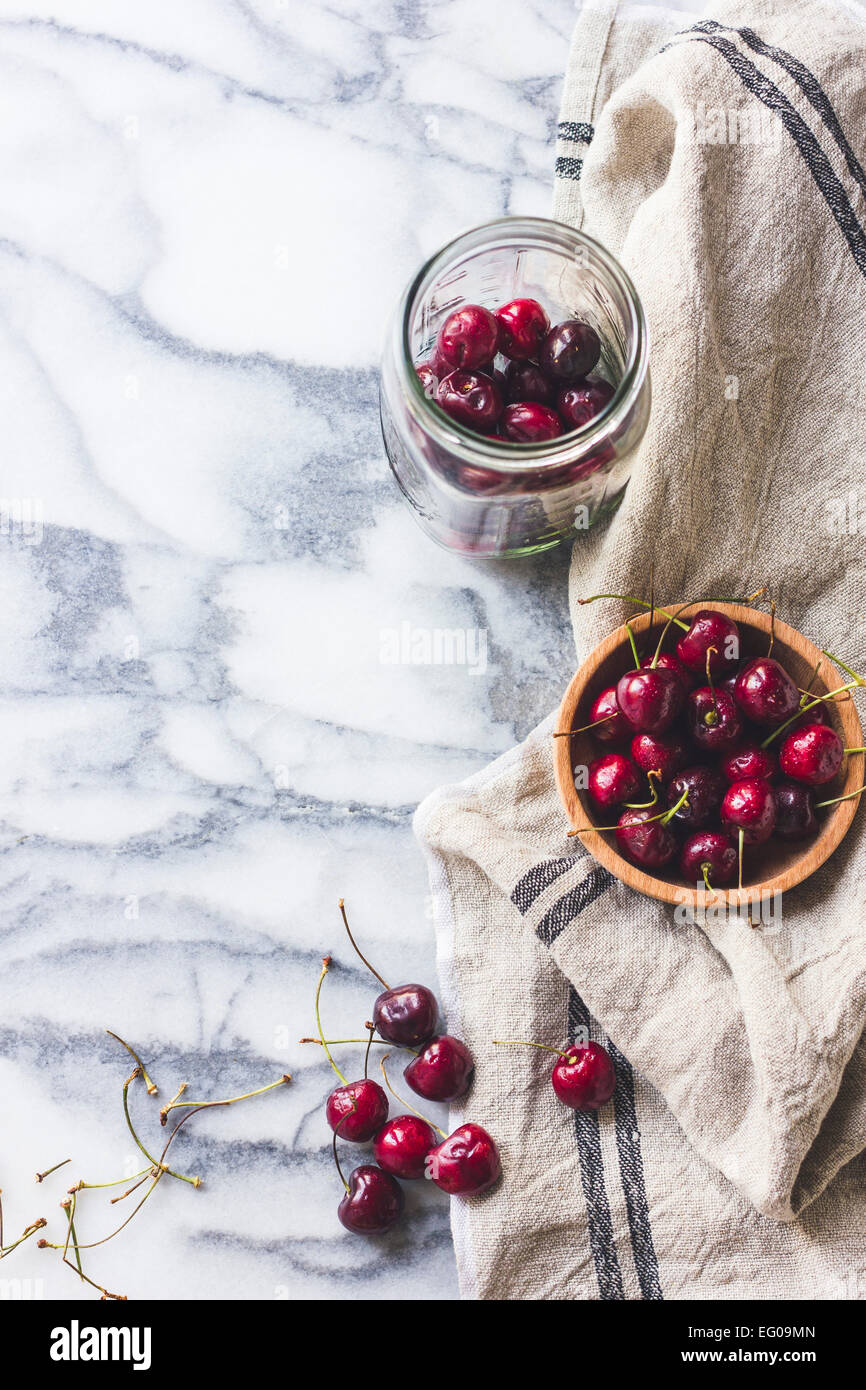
[106,1030,158,1096]
[845,747,866,754]
[492,1039,571,1060]
[577,594,691,629]
[339,899,389,991]
[121,1069,201,1187]
[379,1056,446,1138]
[625,621,641,670]
[159,1076,290,1125]
[553,713,616,738]
[568,786,689,836]
[815,784,866,808]
[300,1036,418,1054]
[821,650,866,687]
[363,1022,375,1081]
[315,956,348,1085]
[35,1159,71,1184]
[761,682,861,747]
[625,770,661,809]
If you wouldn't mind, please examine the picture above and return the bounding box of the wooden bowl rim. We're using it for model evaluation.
[554,603,864,908]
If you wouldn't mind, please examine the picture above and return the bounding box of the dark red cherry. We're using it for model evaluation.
[504,359,554,405]
[615,807,677,868]
[616,666,685,734]
[338,1164,403,1235]
[640,650,695,691]
[551,1042,616,1111]
[429,1122,500,1195]
[666,765,726,829]
[373,983,438,1047]
[630,732,689,783]
[733,657,800,726]
[720,777,777,844]
[373,1114,438,1180]
[539,319,601,382]
[589,685,631,743]
[721,742,777,781]
[501,401,562,443]
[435,370,503,433]
[774,780,819,839]
[680,830,738,886]
[779,723,843,786]
[404,1035,474,1103]
[557,376,615,430]
[687,687,743,752]
[325,1079,389,1143]
[588,753,641,809]
[494,297,550,360]
[676,610,741,676]
[436,303,499,370]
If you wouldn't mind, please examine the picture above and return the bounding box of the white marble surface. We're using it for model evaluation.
[0,0,591,1301]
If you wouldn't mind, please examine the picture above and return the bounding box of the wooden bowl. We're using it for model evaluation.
[554,603,864,908]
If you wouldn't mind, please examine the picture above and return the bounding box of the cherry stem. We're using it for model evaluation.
[159,1076,290,1125]
[332,1127,350,1194]
[625,770,660,809]
[568,786,688,836]
[35,1159,71,1184]
[821,650,866,687]
[700,862,717,897]
[767,601,776,658]
[1,1216,47,1258]
[844,747,866,754]
[300,1036,418,1055]
[577,594,690,630]
[815,784,866,807]
[705,646,718,706]
[106,1030,158,1096]
[492,1039,571,1060]
[625,621,641,671]
[761,681,861,747]
[339,899,390,991]
[803,659,822,695]
[121,1068,201,1187]
[363,1023,375,1080]
[379,1056,446,1138]
[315,957,347,1085]
[553,713,616,738]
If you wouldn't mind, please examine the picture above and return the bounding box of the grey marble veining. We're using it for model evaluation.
[0,0,589,1301]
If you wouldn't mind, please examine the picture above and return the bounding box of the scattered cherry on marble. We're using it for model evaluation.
[336,1159,404,1236]
[316,956,389,1143]
[379,1054,499,1196]
[373,1113,438,1181]
[436,303,500,370]
[403,1034,474,1103]
[339,900,439,1047]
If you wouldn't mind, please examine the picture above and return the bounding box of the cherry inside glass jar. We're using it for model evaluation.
[380,217,650,558]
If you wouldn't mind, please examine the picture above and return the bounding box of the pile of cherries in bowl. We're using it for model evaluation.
[417,297,615,443]
[567,603,865,891]
[308,902,500,1237]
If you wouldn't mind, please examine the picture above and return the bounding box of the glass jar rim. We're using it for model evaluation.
[398,216,648,472]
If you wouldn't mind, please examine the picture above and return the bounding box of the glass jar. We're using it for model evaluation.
[380,216,650,558]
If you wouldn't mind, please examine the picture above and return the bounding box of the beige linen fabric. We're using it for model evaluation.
[416,0,866,1299]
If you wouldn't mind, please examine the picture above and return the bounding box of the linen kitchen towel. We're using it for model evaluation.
[416,0,866,1299]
